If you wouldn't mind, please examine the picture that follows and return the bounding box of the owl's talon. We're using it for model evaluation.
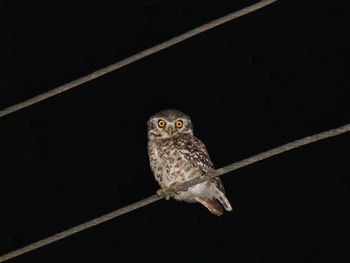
[156,184,182,200]
[157,187,171,200]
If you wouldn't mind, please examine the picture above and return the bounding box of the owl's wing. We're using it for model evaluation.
[173,134,231,212]
[173,133,214,173]
[173,134,227,195]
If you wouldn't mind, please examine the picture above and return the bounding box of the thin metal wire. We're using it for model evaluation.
[0,0,278,119]
[0,122,349,262]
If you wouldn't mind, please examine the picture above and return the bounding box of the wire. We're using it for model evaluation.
[0,0,278,119]
[0,122,349,262]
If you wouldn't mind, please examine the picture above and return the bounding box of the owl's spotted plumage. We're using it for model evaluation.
[147,109,232,216]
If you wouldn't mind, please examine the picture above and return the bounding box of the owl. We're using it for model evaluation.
[147,109,232,216]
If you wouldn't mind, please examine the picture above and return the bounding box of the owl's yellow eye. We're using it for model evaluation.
[175,120,183,129]
[158,119,166,128]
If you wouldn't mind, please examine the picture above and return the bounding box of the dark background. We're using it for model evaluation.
[0,0,349,262]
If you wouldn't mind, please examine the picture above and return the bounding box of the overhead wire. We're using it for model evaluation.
[0,0,278,118]
[0,122,349,262]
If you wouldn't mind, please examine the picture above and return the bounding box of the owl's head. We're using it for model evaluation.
[147,109,193,139]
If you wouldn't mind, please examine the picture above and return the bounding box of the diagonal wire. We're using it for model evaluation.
[0,0,278,119]
[0,122,349,262]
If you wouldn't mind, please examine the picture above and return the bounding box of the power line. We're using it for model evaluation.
[0,122,349,262]
[0,0,278,119]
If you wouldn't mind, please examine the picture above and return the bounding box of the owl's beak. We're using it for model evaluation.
[165,126,176,136]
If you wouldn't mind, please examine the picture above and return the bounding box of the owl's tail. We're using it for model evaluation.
[211,183,233,213]
[195,183,233,216]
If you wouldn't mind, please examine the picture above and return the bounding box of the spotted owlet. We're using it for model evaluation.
[147,109,232,216]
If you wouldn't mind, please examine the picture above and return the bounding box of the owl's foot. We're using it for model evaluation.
[156,182,183,200]
[156,187,171,200]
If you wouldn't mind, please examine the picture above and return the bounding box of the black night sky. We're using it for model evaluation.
[0,0,349,262]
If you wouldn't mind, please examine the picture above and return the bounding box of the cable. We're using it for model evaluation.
[0,122,349,262]
[0,0,278,119]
